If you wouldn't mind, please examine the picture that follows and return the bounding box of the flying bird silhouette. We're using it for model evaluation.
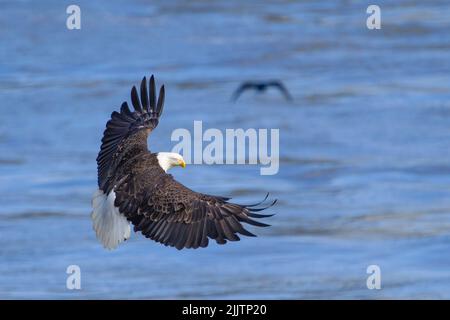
[92,75,276,250]
[232,80,293,102]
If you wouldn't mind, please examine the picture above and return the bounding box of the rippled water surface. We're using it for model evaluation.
[1,0,450,299]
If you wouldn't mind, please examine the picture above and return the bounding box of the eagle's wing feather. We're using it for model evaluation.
[114,166,275,250]
[97,75,165,193]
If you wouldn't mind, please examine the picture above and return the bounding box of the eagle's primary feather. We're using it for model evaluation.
[93,75,275,250]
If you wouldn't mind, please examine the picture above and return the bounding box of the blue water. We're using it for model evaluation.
[1,0,450,299]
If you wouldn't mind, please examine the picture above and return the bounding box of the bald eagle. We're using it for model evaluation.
[92,75,276,250]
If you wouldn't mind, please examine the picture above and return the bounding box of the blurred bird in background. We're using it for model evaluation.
[231,80,293,102]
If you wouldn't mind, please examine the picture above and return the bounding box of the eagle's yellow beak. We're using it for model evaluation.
[178,159,186,168]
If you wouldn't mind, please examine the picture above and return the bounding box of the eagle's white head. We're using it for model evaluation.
[157,152,186,172]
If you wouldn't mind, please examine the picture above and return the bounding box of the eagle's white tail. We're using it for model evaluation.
[91,189,131,250]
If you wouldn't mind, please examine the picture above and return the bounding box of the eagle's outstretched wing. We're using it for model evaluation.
[268,80,293,101]
[113,166,276,250]
[96,75,165,194]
